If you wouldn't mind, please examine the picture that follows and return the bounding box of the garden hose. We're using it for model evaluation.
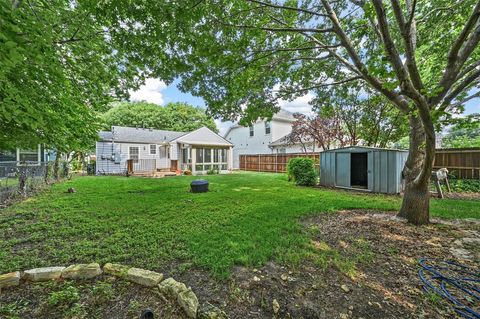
[418,258,480,318]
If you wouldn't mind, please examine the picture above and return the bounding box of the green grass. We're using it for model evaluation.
[0,172,477,278]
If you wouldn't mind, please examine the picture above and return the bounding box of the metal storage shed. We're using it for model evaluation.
[320,146,408,194]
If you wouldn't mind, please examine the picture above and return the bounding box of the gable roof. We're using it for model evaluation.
[98,126,186,144]
[171,127,233,146]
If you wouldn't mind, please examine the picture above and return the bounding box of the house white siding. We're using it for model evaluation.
[224,110,295,168]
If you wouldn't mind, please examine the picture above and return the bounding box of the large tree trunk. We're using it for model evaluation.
[398,114,435,225]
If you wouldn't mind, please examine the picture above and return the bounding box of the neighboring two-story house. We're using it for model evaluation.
[224,109,316,168]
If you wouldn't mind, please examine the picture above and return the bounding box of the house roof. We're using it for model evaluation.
[98,126,186,144]
[171,127,233,146]
[269,133,314,147]
[224,108,295,137]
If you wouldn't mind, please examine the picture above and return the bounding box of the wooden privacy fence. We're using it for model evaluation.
[434,148,480,179]
[240,148,480,179]
[240,153,320,173]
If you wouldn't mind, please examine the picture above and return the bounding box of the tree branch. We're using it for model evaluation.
[245,0,329,18]
[321,0,411,113]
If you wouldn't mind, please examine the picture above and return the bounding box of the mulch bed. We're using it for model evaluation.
[0,275,184,319]
[176,210,479,318]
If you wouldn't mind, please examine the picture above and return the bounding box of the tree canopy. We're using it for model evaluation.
[0,1,172,152]
[102,102,218,132]
[442,113,480,148]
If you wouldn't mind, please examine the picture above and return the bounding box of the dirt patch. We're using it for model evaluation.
[0,276,184,319]
[173,210,479,318]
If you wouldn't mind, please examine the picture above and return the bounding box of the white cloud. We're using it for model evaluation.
[129,78,167,105]
[278,93,315,115]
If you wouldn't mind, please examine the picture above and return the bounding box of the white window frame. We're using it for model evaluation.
[249,125,254,137]
[194,147,228,172]
[149,144,157,155]
[265,121,271,135]
[129,146,139,162]
[16,145,41,166]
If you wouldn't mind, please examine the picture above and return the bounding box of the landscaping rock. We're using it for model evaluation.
[158,277,199,318]
[127,267,163,287]
[198,302,229,319]
[103,263,131,277]
[272,298,280,314]
[0,272,21,289]
[341,284,350,293]
[158,277,188,297]
[23,267,65,281]
[177,288,199,318]
[62,263,102,279]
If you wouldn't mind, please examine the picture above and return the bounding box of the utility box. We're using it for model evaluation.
[320,146,408,194]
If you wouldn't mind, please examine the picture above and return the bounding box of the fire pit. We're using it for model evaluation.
[190,180,209,193]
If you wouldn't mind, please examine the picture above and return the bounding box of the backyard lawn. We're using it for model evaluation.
[1,172,479,318]
[0,172,477,277]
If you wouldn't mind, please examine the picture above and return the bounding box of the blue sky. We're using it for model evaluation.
[129,78,479,135]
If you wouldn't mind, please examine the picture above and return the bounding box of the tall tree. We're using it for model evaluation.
[318,85,409,147]
[122,0,480,224]
[102,102,218,132]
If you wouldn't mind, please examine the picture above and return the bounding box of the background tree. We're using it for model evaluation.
[288,113,345,151]
[318,85,409,147]
[442,114,480,148]
[102,102,218,132]
[123,0,480,224]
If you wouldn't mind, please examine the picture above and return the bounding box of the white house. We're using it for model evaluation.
[224,109,315,168]
[96,126,233,175]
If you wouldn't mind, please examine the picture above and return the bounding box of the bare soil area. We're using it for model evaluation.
[176,210,479,319]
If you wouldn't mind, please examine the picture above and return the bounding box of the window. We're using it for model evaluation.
[194,147,228,172]
[265,121,271,134]
[129,147,139,162]
[204,149,211,162]
[249,125,254,137]
[196,148,204,163]
[149,144,157,155]
[277,148,286,154]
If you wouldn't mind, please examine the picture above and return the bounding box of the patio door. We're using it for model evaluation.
[129,147,139,171]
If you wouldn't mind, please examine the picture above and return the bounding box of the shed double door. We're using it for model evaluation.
[335,152,373,189]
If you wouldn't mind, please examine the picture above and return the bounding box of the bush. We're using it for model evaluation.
[287,157,317,186]
[446,178,480,192]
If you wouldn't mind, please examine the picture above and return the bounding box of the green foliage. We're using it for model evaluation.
[0,173,476,279]
[287,158,317,186]
[206,168,219,175]
[102,102,218,132]
[442,114,480,148]
[48,286,80,307]
[445,178,480,193]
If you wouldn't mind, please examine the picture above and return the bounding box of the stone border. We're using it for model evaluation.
[0,263,228,319]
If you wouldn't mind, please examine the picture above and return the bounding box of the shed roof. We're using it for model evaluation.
[320,145,408,153]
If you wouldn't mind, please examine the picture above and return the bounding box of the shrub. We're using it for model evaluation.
[446,178,480,193]
[287,157,317,186]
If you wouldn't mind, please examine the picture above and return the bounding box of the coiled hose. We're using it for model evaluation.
[418,258,480,318]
